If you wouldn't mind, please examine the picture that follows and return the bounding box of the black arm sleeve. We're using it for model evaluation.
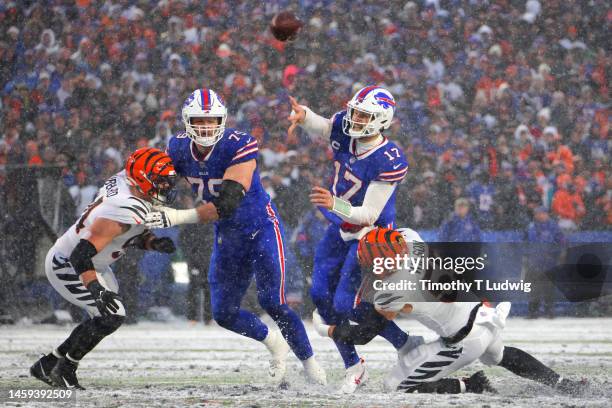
[69,239,98,275]
[211,180,246,219]
[331,309,389,345]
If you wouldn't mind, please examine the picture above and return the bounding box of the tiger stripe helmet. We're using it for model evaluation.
[125,147,177,204]
[357,227,409,273]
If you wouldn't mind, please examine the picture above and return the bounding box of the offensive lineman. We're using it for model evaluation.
[288,87,413,392]
[144,89,326,384]
[314,227,587,395]
[30,148,178,389]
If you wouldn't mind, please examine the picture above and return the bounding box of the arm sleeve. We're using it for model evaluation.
[299,106,333,140]
[331,312,388,345]
[331,181,396,225]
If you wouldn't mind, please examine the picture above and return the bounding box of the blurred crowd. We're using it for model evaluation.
[0,0,610,238]
[0,0,610,322]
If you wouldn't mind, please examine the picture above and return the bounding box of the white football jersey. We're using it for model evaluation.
[53,170,151,269]
[405,301,481,338]
[374,228,481,338]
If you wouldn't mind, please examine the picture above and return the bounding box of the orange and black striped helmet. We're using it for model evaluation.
[125,147,177,204]
[357,228,409,272]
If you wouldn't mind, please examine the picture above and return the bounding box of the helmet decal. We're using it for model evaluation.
[183,92,195,108]
[374,92,395,109]
[356,85,379,102]
[200,88,211,111]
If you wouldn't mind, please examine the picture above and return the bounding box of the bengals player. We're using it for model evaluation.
[314,227,587,395]
[30,148,178,389]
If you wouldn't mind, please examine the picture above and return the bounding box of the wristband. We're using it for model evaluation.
[331,196,352,218]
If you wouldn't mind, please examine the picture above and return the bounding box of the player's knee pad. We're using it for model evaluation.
[93,314,125,336]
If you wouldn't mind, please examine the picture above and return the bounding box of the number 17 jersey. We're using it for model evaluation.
[327,111,409,228]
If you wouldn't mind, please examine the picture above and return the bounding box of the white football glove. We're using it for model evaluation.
[312,310,331,338]
[145,207,199,228]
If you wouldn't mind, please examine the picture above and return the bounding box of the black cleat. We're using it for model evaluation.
[556,378,588,396]
[464,371,497,394]
[30,353,59,386]
[49,358,85,390]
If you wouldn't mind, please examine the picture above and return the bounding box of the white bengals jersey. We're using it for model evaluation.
[405,302,481,338]
[53,170,151,270]
[376,228,481,338]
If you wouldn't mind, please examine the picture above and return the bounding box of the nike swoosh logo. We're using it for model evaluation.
[393,163,402,169]
[63,376,74,388]
[251,230,260,239]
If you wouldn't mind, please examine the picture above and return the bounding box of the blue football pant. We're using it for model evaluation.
[208,210,313,361]
[311,224,408,367]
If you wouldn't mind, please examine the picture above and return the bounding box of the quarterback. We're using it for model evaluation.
[289,86,412,392]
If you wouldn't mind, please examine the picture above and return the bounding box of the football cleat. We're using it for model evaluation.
[49,357,85,390]
[464,371,497,394]
[340,358,368,394]
[302,356,327,385]
[30,353,59,386]
[263,329,290,381]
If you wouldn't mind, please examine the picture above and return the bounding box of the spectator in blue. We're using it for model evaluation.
[467,170,496,228]
[438,198,482,242]
[524,206,566,319]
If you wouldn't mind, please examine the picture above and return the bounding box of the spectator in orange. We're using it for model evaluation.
[551,179,585,231]
[544,127,574,174]
[25,141,43,167]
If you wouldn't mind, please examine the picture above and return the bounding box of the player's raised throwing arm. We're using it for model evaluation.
[288,96,332,140]
[145,159,255,228]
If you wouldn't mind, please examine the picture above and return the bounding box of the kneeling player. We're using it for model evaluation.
[314,227,586,395]
[30,148,178,389]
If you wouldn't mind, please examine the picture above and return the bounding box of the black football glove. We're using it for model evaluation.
[149,237,176,253]
[87,280,123,317]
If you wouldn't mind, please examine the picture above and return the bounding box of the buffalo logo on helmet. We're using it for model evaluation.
[374,92,395,110]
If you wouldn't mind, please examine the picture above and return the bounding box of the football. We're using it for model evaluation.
[270,11,303,41]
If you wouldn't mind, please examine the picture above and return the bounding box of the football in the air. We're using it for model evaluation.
[270,11,303,41]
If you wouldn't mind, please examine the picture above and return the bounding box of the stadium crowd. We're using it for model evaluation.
[0,1,610,312]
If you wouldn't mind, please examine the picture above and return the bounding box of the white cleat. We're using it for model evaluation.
[262,329,290,381]
[302,356,327,385]
[340,358,368,394]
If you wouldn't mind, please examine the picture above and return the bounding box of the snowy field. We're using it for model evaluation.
[1,317,611,407]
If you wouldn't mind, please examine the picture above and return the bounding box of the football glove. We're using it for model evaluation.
[87,281,124,317]
[145,206,198,228]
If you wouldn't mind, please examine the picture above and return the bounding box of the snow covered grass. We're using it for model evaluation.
[1,317,611,407]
